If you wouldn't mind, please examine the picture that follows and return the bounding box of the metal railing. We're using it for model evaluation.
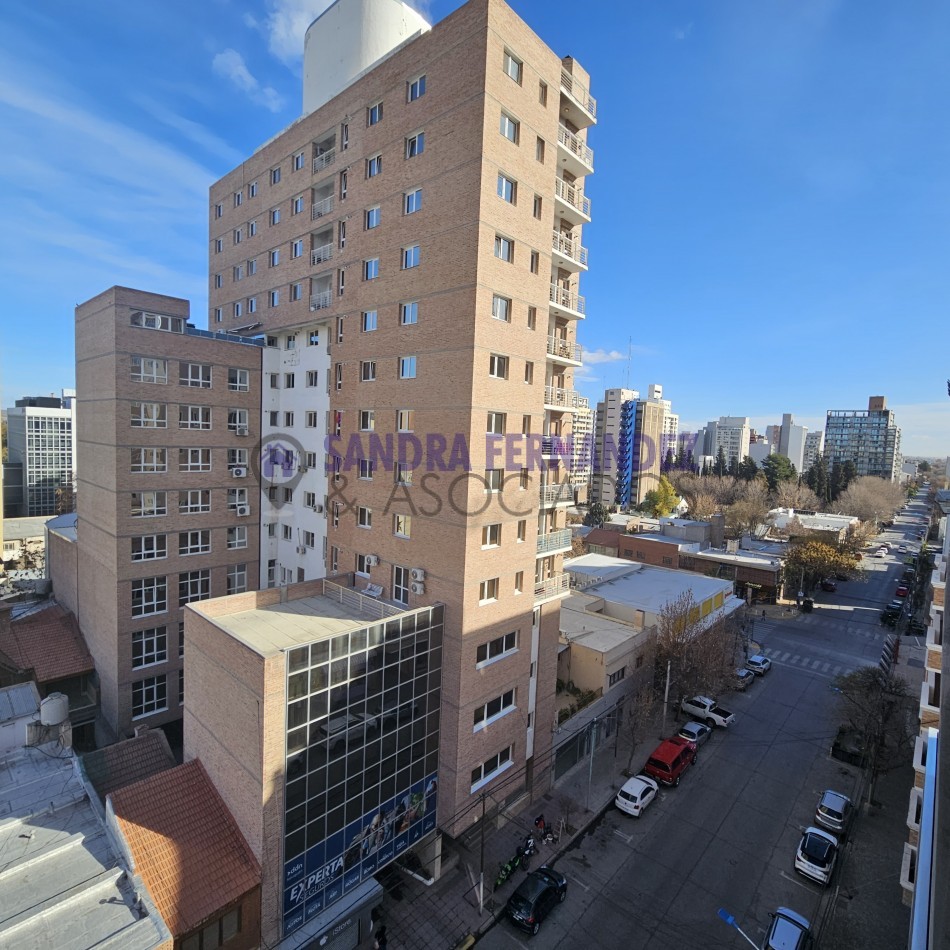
[560,69,597,119]
[546,336,582,362]
[534,573,570,601]
[544,386,589,410]
[539,483,575,506]
[311,243,333,266]
[322,579,403,619]
[537,529,572,555]
[557,126,594,170]
[549,284,586,317]
[312,148,336,174]
[310,290,332,311]
[552,230,589,268]
[554,178,592,218]
[312,195,334,219]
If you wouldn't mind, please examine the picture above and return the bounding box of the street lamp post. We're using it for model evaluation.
[716,908,760,950]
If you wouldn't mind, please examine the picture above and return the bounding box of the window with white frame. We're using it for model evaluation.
[226,563,247,595]
[305,411,318,428]
[284,411,294,427]
[404,188,422,214]
[178,569,211,606]
[233,227,242,244]
[608,667,626,687]
[366,154,382,178]
[131,356,168,384]
[248,297,257,313]
[132,675,167,718]
[408,74,426,101]
[227,525,248,549]
[131,448,167,473]
[359,409,375,431]
[471,745,513,790]
[396,408,414,431]
[249,180,258,197]
[367,101,383,125]
[270,208,281,225]
[132,626,167,669]
[233,301,243,319]
[488,354,509,379]
[269,248,280,266]
[179,530,210,556]
[249,220,258,236]
[228,368,249,392]
[364,258,379,280]
[360,361,377,382]
[358,459,374,480]
[476,630,518,666]
[131,491,167,518]
[494,235,513,262]
[306,370,318,387]
[492,294,511,322]
[285,371,296,387]
[214,308,223,323]
[402,245,420,269]
[361,310,377,332]
[294,151,306,171]
[179,448,211,472]
[474,689,515,730]
[479,577,499,604]
[357,506,372,528]
[131,312,184,333]
[303,530,315,548]
[503,50,522,82]
[355,553,373,576]
[130,402,167,428]
[269,289,279,306]
[394,463,413,486]
[393,514,411,538]
[497,173,516,203]
[282,524,292,541]
[179,489,210,514]
[405,131,425,158]
[481,523,501,548]
[292,195,304,214]
[214,274,223,289]
[131,534,167,561]
[215,203,223,218]
[179,362,211,388]
[214,238,223,254]
[291,239,303,259]
[131,577,167,617]
[400,301,418,325]
[399,356,417,379]
[485,469,503,492]
[393,565,410,605]
[487,411,506,435]
[233,191,242,207]
[227,448,248,468]
[179,405,211,429]
[499,112,519,143]
[365,206,381,230]
[227,408,249,431]
[227,488,248,511]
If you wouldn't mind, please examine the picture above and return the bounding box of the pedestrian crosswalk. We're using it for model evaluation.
[757,647,855,679]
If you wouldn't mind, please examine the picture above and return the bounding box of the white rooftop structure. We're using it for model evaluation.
[768,507,859,533]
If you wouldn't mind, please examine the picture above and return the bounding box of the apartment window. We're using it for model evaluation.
[269,373,279,390]
[479,578,499,604]
[303,530,315,548]
[482,523,501,548]
[517,520,527,542]
[361,310,377,332]
[402,244,420,269]
[476,630,518,666]
[398,356,417,379]
[530,250,540,274]
[358,459,374,480]
[214,238,223,254]
[608,667,626,687]
[339,170,348,199]
[131,402,167,428]
[494,235,513,262]
[179,448,211,472]
[396,409,413,431]
[524,362,534,384]
[131,534,167,562]
[227,408,249,432]
[214,203,223,218]
[393,514,411,538]
[471,745,513,791]
[131,356,168,384]
[227,488,247,511]
[364,258,379,280]
[249,180,258,197]
[405,188,422,214]
[499,112,519,143]
[228,448,248,468]
[292,239,303,259]
[178,569,211,606]
[132,675,167,719]
[527,306,537,330]
[267,559,277,586]
[519,467,529,489]
[271,166,281,184]
[131,577,167,618]
[367,101,383,125]
[132,627,167,669]
[338,270,345,296]
[533,194,543,219]
[269,289,279,307]
[228,368,249,392]
[179,530,210,556]
[514,571,524,594]
[179,490,210,514]
[270,208,280,225]
[539,80,548,105]
[400,301,418,325]
[341,122,349,150]
[131,448,167,474]
[487,411,506,435]
[131,491,167,518]
[284,372,295,388]
[226,564,247,595]
[485,469,502,492]
[179,362,211,388]
[282,524,292,540]
[179,669,184,706]
[304,491,317,508]
[503,50,522,83]
[233,228,243,245]
[366,154,382,178]
[227,526,247,549]
[395,463,413,486]
[408,74,426,101]
[214,274,223,289]
[365,206,381,229]
[521,415,531,435]
[359,410,375,432]
[393,565,410,605]
[357,506,372,528]
[131,311,184,333]
[233,301,243,319]
[284,411,294,427]
[335,364,343,391]
[269,248,280,266]
[497,174,516,203]
[247,296,257,313]
[360,360,377,382]
[491,295,511,322]
[213,308,223,323]
[488,355,509,379]
[355,553,372,576]
[249,220,257,236]
[536,136,545,163]
[293,151,306,171]
[305,411,318,427]
[405,131,425,158]
[179,405,211,430]
[474,689,515,730]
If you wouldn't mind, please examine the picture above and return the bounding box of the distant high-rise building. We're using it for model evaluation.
[803,429,824,471]
[5,390,77,516]
[776,412,807,472]
[703,416,751,469]
[592,388,638,506]
[824,396,901,481]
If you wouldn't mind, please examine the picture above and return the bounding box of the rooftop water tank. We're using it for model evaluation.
[40,692,69,726]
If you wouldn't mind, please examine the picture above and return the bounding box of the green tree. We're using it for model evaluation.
[829,460,844,500]
[761,454,797,494]
[738,456,759,481]
[918,461,931,473]
[640,475,680,517]
[804,456,829,503]
[727,455,739,478]
[841,460,858,494]
[714,446,728,477]
[784,537,859,592]
[583,503,610,528]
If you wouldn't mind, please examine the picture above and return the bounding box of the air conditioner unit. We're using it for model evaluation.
[231,466,247,478]
[312,504,324,514]
[297,546,307,555]
[365,555,380,567]
[235,426,249,437]
[410,567,426,582]
[410,582,425,595]
[236,504,251,517]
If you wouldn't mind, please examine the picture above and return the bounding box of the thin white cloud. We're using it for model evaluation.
[212,48,284,112]
[673,22,694,41]
[265,0,335,65]
[582,348,626,365]
[131,93,246,165]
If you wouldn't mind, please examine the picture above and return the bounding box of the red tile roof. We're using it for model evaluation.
[110,759,260,936]
[82,728,177,804]
[1,603,94,684]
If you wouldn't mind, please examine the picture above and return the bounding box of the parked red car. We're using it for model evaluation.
[895,585,909,598]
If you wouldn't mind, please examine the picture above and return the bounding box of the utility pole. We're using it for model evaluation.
[478,792,486,914]
[660,660,671,738]
[586,718,598,811]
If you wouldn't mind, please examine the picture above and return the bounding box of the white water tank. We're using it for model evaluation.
[40,692,69,726]
[303,0,431,116]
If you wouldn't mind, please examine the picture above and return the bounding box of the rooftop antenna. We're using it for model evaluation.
[623,336,633,390]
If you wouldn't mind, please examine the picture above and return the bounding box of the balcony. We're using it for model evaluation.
[537,528,572,556]
[544,386,589,412]
[312,195,334,220]
[311,243,333,266]
[310,290,333,311]
[539,483,574,507]
[554,178,591,226]
[560,69,597,128]
[312,148,336,174]
[552,230,588,272]
[546,336,582,365]
[919,674,940,732]
[926,620,942,672]
[557,125,594,178]
[549,283,586,320]
[534,572,570,604]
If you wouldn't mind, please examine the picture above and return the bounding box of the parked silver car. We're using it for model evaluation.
[815,790,852,834]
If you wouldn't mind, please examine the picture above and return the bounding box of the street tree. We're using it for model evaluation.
[804,455,829,504]
[784,537,859,592]
[772,479,821,511]
[623,688,660,775]
[835,476,905,524]
[640,475,680,518]
[761,454,797,494]
[662,447,675,473]
[583,503,610,528]
[714,446,728,478]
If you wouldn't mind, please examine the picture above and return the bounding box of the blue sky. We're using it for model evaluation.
[1,0,947,455]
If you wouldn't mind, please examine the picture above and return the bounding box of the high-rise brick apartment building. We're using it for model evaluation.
[73,287,264,743]
[208,0,594,835]
[825,395,902,481]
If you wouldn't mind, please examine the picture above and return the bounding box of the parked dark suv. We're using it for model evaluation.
[505,866,567,935]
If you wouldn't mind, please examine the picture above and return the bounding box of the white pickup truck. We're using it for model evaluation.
[681,695,735,728]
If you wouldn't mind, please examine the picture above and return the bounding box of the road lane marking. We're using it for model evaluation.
[780,869,818,892]
[613,829,634,844]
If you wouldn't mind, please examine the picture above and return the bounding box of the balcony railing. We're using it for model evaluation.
[310,290,332,311]
[557,126,594,172]
[554,178,591,219]
[539,483,575,506]
[544,386,589,411]
[560,69,597,119]
[552,230,589,268]
[549,284,586,318]
[311,243,333,266]
[534,573,570,602]
[312,148,336,174]
[546,336,582,363]
[312,196,334,219]
[537,528,572,556]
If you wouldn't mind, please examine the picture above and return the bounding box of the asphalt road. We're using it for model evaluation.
[478,518,921,950]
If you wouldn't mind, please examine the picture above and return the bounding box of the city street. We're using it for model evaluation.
[477,535,914,950]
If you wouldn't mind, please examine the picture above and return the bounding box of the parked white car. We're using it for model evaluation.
[615,775,659,818]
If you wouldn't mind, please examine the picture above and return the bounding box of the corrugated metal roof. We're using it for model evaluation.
[0,681,40,722]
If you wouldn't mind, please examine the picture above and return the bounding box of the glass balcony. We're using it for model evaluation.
[534,573,570,604]
[537,528,572,556]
